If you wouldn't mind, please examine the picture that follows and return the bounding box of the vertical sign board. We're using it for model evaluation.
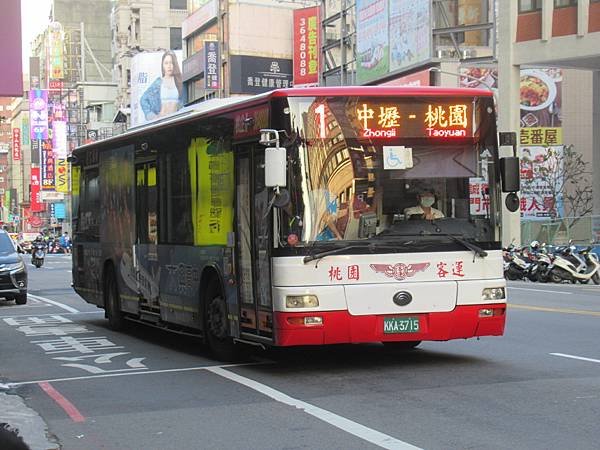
[204,41,220,90]
[293,6,320,87]
[55,159,69,193]
[52,119,67,158]
[22,116,29,146]
[31,139,40,165]
[29,89,49,140]
[41,139,56,190]
[519,68,564,219]
[12,128,21,161]
[30,168,43,212]
[48,22,64,79]
[29,57,41,89]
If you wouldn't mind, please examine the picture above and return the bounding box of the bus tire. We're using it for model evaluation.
[383,341,421,351]
[205,280,239,362]
[105,267,126,331]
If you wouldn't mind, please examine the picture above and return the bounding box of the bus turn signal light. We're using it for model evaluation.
[286,316,323,326]
[479,307,505,317]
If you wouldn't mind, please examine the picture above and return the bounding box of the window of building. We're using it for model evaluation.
[189,27,218,55]
[170,0,187,10]
[554,0,577,6]
[519,0,542,12]
[170,27,182,50]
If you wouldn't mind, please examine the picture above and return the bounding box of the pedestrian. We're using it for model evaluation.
[59,231,71,254]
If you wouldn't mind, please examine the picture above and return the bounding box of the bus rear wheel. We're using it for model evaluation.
[205,280,239,362]
[105,268,126,331]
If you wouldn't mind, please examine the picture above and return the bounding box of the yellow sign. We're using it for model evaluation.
[55,158,69,193]
[71,166,80,195]
[188,137,234,246]
[519,127,562,146]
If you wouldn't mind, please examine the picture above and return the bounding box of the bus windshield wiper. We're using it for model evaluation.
[443,234,488,258]
[303,244,365,264]
[303,240,419,265]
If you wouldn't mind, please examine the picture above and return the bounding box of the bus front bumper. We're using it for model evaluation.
[273,304,506,347]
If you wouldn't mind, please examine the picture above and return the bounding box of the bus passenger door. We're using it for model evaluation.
[235,148,273,339]
[135,161,160,313]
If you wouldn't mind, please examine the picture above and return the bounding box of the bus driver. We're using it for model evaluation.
[404,188,445,220]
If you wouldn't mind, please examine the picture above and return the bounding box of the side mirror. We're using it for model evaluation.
[505,193,520,212]
[265,147,287,188]
[500,156,520,192]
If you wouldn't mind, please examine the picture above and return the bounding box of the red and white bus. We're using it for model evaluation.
[71,86,519,360]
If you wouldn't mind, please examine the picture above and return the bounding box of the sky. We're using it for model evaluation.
[21,0,53,70]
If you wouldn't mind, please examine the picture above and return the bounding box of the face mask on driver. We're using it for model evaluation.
[420,196,435,208]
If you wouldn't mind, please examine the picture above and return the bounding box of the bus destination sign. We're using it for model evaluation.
[311,98,474,140]
[355,101,473,139]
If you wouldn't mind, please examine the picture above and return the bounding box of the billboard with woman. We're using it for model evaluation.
[131,50,185,127]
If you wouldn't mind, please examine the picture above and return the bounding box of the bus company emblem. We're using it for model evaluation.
[369,263,430,281]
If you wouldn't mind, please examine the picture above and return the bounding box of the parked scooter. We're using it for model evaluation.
[532,245,554,282]
[503,245,531,280]
[548,245,600,284]
[31,240,46,268]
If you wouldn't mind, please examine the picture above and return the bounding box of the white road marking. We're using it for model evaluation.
[27,294,80,313]
[1,362,266,388]
[509,287,572,295]
[207,366,422,450]
[550,353,600,364]
[0,311,103,319]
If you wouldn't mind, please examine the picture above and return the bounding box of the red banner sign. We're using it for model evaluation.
[30,167,44,212]
[12,128,21,160]
[293,6,320,87]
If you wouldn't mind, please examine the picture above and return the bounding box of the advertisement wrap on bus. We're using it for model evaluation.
[70,87,520,360]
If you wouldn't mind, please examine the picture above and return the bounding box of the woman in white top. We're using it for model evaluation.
[141,51,184,121]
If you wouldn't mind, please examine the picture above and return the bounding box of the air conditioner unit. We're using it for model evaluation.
[436,48,457,59]
[461,48,478,59]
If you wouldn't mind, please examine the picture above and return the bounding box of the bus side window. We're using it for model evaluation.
[80,168,100,240]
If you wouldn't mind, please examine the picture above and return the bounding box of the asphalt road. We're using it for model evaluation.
[1,257,600,450]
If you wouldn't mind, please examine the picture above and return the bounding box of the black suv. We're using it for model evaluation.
[0,230,27,304]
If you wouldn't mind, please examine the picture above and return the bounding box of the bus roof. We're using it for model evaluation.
[74,86,492,153]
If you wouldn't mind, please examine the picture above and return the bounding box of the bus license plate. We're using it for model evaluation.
[383,317,420,334]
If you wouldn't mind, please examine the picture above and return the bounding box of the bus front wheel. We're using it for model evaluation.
[105,268,126,331]
[205,280,239,362]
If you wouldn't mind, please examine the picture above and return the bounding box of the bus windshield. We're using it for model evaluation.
[276,95,500,247]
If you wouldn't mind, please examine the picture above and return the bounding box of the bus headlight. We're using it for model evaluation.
[286,295,319,308]
[482,287,505,301]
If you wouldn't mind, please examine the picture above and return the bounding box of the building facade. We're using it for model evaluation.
[112,0,188,124]
[182,0,300,105]
[320,0,495,87]
[499,0,600,243]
